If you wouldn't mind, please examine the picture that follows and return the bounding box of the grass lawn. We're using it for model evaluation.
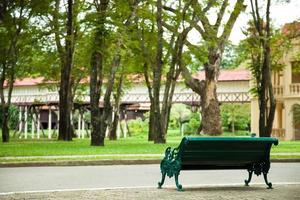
[0,137,180,157]
[0,130,300,163]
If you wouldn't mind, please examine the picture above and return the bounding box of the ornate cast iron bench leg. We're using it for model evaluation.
[246,162,273,189]
[263,173,273,189]
[158,172,166,189]
[175,172,183,191]
[245,169,253,186]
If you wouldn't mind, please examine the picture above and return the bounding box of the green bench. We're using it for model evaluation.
[157,136,279,191]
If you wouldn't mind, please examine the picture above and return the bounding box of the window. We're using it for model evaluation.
[292,61,300,83]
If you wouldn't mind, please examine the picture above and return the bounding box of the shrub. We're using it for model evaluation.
[127,117,148,137]
[184,112,200,135]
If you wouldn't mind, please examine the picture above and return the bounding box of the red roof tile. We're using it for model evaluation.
[7,69,250,87]
[193,69,250,81]
[282,21,300,37]
[4,77,49,87]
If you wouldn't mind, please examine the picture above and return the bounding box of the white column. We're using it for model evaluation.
[18,106,22,132]
[70,111,73,129]
[251,99,259,134]
[82,116,85,139]
[284,100,295,141]
[24,106,28,139]
[123,120,127,139]
[37,113,40,139]
[57,110,59,131]
[123,111,128,138]
[48,107,52,139]
[31,112,35,139]
[78,113,81,138]
[117,120,121,139]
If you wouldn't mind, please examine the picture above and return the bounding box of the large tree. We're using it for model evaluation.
[90,0,139,146]
[33,0,90,139]
[179,0,246,135]
[135,0,193,143]
[0,0,36,142]
[247,0,281,137]
[53,0,79,141]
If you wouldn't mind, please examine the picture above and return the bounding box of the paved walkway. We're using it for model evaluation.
[1,184,299,200]
[1,163,300,194]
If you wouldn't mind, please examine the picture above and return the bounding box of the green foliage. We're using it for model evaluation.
[221,42,240,69]
[239,22,291,96]
[221,103,250,131]
[184,112,200,135]
[127,117,149,138]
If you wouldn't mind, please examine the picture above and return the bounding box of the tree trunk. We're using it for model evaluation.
[183,48,223,136]
[200,57,222,135]
[251,0,275,137]
[109,112,119,140]
[200,81,222,135]
[0,66,8,142]
[160,28,186,138]
[90,0,109,146]
[0,1,23,142]
[1,105,9,142]
[148,100,155,141]
[101,54,120,139]
[264,0,275,137]
[142,62,155,141]
[58,0,74,141]
[153,0,164,144]
[109,73,124,140]
[90,48,103,146]
[179,0,245,136]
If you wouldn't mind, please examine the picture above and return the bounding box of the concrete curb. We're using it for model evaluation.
[1,158,300,168]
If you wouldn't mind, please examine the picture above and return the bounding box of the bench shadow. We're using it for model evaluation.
[168,186,268,192]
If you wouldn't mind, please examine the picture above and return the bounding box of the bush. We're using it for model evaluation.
[127,117,148,137]
[184,112,200,135]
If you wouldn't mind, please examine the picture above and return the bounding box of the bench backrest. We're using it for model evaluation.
[178,137,278,170]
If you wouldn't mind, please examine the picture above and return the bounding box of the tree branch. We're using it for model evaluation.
[220,0,246,47]
[203,0,215,13]
[191,0,211,34]
[53,0,64,59]
[162,5,176,13]
[214,0,228,30]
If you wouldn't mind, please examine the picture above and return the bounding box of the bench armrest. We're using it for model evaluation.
[160,147,182,179]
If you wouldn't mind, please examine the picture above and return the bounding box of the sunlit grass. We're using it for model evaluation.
[0,129,299,163]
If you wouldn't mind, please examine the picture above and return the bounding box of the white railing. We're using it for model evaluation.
[6,92,250,104]
[273,85,283,97]
[290,83,300,95]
